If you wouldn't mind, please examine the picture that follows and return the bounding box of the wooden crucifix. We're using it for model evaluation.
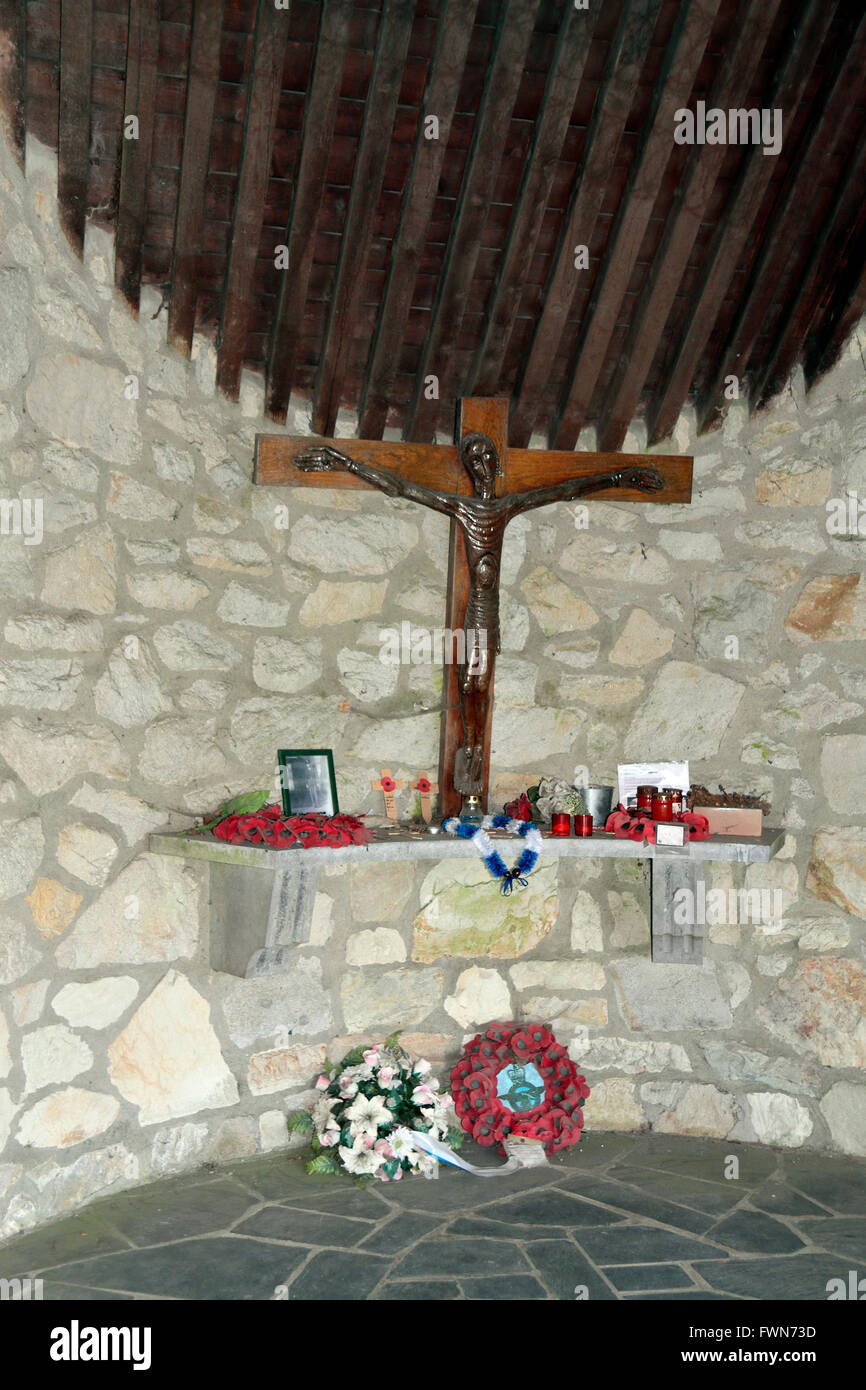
[255,398,692,818]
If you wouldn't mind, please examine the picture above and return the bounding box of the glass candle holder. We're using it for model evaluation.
[652,793,674,822]
[637,784,657,812]
[551,812,571,836]
[574,813,594,837]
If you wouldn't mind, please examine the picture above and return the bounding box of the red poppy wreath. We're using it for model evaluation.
[451,1022,590,1157]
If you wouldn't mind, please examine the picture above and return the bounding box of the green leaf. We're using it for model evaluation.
[286,1110,313,1133]
[339,1046,368,1069]
[446,1126,465,1150]
[383,1031,403,1052]
[200,788,271,831]
[306,1154,339,1176]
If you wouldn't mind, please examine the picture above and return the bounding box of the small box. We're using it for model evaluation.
[655,821,686,846]
[701,806,763,837]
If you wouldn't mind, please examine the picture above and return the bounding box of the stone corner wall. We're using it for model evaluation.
[2,128,866,1240]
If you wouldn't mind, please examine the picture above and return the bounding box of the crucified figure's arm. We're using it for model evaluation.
[503,465,665,520]
[295,444,460,518]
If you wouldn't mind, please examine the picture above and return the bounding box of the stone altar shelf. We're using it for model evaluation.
[150,825,784,976]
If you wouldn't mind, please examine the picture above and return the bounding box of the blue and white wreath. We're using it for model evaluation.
[442,814,543,894]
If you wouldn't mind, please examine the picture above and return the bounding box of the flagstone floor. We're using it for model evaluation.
[2,1132,865,1300]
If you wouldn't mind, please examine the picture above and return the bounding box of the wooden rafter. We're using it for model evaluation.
[550,0,722,452]
[312,0,416,438]
[167,0,224,358]
[696,9,866,431]
[643,0,839,447]
[58,0,94,256]
[508,0,664,449]
[264,0,352,422]
[216,0,288,400]
[359,0,478,440]
[596,0,787,451]
[114,0,159,313]
[404,0,540,444]
[0,0,26,168]
[469,1,594,398]
[804,237,866,389]
[753,134,866,409]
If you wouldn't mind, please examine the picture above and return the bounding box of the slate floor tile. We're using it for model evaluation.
[796,1218,866,1263]
[606,1263,697,1292]
[38,1281,135,1301]
[576,1225,727,1266]
[0,1210,129,1278]
[524,1239,616,1300]
[393,1237,529,1279]
[287,1249,390,1301]
[232,1157,333,1204]
[279,1187,391,1220]
[477,1189,625,1228]
[447,1216,568,1241]
[706,1209,806,1255]
[357,1213,444,1254]
[461,1275,547,1299]
[621,1138,778,1188]
[782,1158,866,1216]
[609,1165,743,1215]
[105,1179,257,1246]
[693,1254,852,1300]
[556,1174,715,1234]
[233,1205,373,1248]
[751,1183,833,1219]
[375,1281,462,1300]
[45,1236,306,1300]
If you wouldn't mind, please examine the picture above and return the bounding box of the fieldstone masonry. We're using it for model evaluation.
[0,128,865,1240]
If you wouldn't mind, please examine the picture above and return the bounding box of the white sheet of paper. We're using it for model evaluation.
[618,761,690,807]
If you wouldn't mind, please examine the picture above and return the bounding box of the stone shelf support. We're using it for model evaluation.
[151,827,784,976]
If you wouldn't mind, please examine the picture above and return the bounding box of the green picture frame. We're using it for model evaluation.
[277,748,339,818]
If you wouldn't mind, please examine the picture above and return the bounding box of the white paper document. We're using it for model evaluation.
[617,761,690,807]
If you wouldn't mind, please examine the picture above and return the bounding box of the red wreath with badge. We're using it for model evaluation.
[451,1022,590,1157]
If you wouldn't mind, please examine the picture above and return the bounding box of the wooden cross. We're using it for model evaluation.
[255,398,692,817]
[372,768,403,822]
[411,773,438,824]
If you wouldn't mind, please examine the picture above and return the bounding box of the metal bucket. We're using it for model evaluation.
[583,784,614,828]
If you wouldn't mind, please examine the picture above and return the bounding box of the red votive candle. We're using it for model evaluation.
[551,813,571,836]
[637,784,657,812]
[652,793,674,822]
[574,813,594,837]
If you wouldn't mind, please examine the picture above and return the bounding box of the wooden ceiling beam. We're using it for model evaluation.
[468,2,594,399]
[508,0,664,450]
[359,0,478,440]
[58,0,94,256]
[643,0,838,448]
[264,0,352,423]
[114,0,159,313]
[804,236,866,389]
[0,0,26,168]
[596,0,786,452]
[551,0,722,452]
[312,0,417,438]
[697,9,866,433]
[166,0,224,357]
[215,0,288,400]
[404,0,540,444]
[752,134,866,409]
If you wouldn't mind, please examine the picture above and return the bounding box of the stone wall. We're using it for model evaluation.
[1,129,866,1239]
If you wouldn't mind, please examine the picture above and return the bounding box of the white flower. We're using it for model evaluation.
[338,1074,359,1099]
[338,1140,385,1176]
[363,1048,381,1067]
[389,1128,419,1160]
[411,1083,436,1106]
[413,1059,432,1077]
[345,1092,391,1137]
[414,1151,438,1180]
[319,1129,339,1148]
[376,1065,400,1089]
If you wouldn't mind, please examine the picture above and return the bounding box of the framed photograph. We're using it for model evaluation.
[277,749,339,817]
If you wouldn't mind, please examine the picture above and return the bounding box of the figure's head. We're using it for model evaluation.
[460,433,500,499]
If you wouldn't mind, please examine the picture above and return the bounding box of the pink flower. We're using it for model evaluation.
[319,1130,339,1147]
[315,1075,330,1090]
[363,1048,380,1067]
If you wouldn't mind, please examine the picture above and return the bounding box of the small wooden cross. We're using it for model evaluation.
[411,773,439,824]
[372,768,404,822]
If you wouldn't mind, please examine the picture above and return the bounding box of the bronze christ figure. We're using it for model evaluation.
[296,434,664,795]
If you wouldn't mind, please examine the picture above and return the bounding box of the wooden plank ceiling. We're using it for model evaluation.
[1,0,865,448]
